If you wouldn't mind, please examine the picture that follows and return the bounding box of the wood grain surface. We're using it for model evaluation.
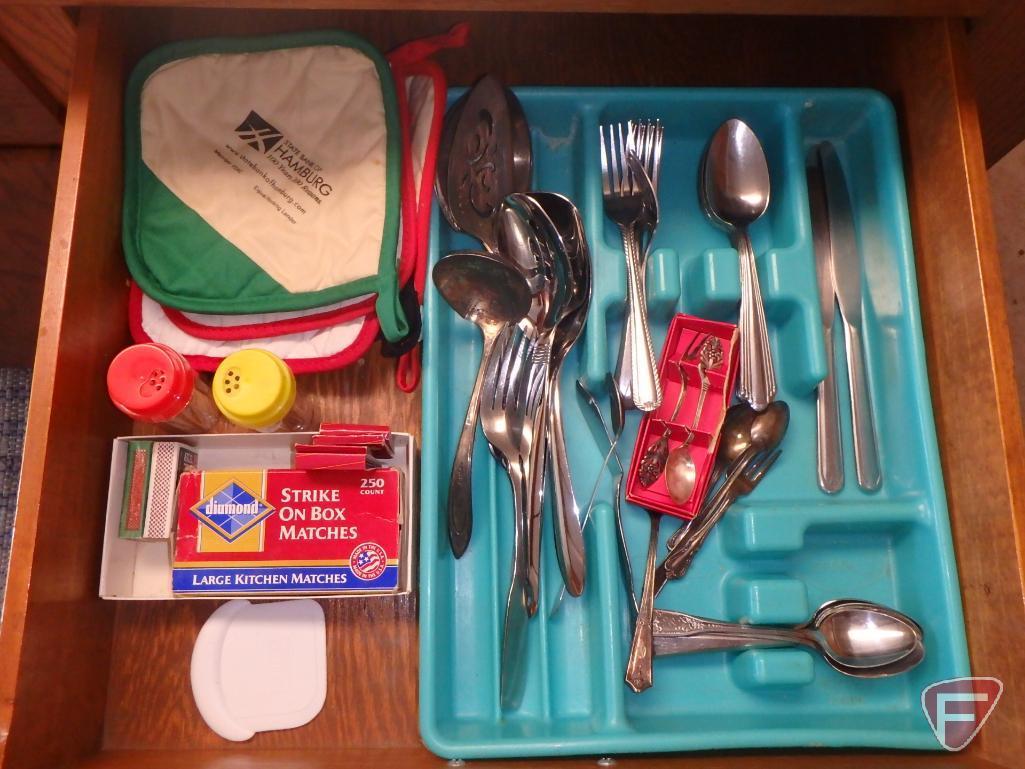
[71,748,1018,769]
[967,0,1025,165]
[0,14,127,769]
[112,8,878,88]
[0,0,994,17]
[2,5,1024,769]
[985,141,1025,410]
[0,38,63,144]
[0,148,61,367]
[870,19,1025,768]
[0,5,76,105]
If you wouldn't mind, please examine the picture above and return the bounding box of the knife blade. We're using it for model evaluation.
[819,142,882,491]
[807,150,843,493]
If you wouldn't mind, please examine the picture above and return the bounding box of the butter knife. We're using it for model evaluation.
[819,142,882,491]
[807,151,844,493]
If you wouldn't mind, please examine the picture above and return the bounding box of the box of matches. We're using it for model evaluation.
[172,466,402,595]
[119,440,197,540]
[100,430,415,600]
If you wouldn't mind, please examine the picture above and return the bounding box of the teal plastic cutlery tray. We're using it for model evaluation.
[419,88,969,759]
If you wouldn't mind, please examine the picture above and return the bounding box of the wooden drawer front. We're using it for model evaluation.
[0,8,1022,769]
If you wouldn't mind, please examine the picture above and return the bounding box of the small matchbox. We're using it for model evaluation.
[119,440,197,541]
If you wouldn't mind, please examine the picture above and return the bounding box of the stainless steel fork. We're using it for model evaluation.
[614,121,664,411]
[601,122,662,412]
[479,325,546,710]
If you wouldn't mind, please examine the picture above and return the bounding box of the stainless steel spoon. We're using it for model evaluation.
[652,599,925,678]
[702,119,775,411]
[665,336,724,505]
[718,402,760,468]
[432,252,534,557]
[663,434,698,506]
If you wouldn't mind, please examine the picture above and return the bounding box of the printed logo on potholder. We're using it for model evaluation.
[235,111,283,154]
[191,481,276,543]
[350,542,387,581]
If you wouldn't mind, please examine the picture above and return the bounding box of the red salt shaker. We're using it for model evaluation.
[107,343,220,433]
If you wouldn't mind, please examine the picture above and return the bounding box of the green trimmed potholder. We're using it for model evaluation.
[123,31,407,342]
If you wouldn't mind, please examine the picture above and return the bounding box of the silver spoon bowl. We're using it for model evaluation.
[702,118,775,410]
[652,598,925,678]
[433,251,533,557]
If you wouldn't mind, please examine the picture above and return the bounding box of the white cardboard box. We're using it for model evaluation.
[99,431,417,599]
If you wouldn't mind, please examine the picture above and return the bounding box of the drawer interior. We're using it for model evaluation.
[2,7,1024,769]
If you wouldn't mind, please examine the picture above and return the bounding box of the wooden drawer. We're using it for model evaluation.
[2,6,1023,769]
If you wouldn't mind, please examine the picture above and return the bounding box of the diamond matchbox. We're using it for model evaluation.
[172,466,402,595]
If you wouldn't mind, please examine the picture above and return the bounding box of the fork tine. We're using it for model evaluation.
[651,121,664,193]
[639,121,652,174]
[509,331,533,407]
[599,124,611,196]
[497,328,523,409]
[621,123,637,195]
[482,326,508,412]
[607,123,617,194]
[614,122,625,194]
[642,120,654,172]
[504,333,524,410]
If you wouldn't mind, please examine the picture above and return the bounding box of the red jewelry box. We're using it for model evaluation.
[626,314,740,520]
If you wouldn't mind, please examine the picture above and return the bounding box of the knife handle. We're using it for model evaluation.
[816,324,844,493]
[844,323,882,491]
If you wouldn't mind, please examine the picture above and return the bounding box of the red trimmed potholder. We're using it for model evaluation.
[130,283,380,374]
[129,26,463,379]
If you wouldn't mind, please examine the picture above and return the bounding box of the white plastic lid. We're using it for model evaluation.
[191,599,326,741]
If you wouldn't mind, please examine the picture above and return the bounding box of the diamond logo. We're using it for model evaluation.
[235,110,283,153]
[922,677,1003,751]
[190,481,275,542]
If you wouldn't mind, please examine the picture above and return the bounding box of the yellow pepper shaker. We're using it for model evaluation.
[213,349,319,432]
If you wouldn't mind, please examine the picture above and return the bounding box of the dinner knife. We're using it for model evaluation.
[819,142,882,492]
[807,151,844,493]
